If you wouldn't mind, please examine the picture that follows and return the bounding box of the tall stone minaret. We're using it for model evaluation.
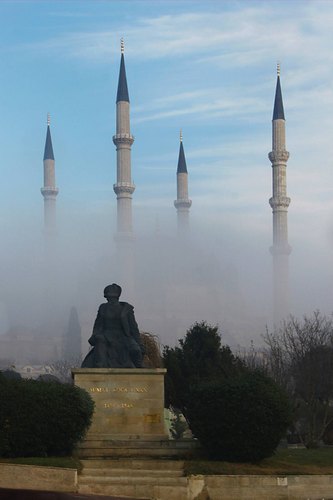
[269,64,291,324]
[41,114,59,335]
[174,131,192,233]
[112,40,135,294]
[113,39,135,237]
[41,114,58,239]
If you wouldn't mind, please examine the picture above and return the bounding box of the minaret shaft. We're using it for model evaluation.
[272,119,286,151]
[43,197,57,230]
[43,158,56,188]
[116,101,131,134]
[269,73,291,324]
[177,173,189,200]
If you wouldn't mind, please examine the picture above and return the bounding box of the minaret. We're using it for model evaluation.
[113,39,135,237]
[40,114,60,336]
[112,39,135,293]
[269,63,291,324]
[174,130,192,233]
[63,307,82,363]
[41,114,59,239]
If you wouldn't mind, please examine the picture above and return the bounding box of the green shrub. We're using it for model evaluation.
[0,374,94,457]
[187,371,292,462]
[163,321,245,415]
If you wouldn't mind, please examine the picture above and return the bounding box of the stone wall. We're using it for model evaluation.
[189,474,333,499]
[1,464,333,499]
[0,464,77,493]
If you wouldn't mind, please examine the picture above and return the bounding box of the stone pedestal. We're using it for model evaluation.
[73,368,168,441]
[72,368,201,458]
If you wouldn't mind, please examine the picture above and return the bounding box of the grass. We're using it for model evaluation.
[1,448,333,476]
[0,456,80,469]
[184,448,333,476]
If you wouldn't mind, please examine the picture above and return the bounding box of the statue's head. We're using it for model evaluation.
[104,283,122,299]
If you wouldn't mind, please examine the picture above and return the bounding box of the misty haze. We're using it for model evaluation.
[0,0,333,368]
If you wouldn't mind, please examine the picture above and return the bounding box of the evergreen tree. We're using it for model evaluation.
[163,321,244,418]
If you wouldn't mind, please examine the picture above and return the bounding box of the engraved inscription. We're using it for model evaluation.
[90,386,148,393]
[113,386,148,393]
[104,402,134,409]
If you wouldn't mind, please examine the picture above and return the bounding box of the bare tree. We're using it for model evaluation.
[263,311,333,447]
[236,340,270,373]
[48,358,82,383]
[140,332,163,368]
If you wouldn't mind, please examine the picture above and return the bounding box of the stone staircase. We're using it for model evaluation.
[78,459,189,500]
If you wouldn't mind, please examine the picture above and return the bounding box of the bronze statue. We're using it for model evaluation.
[81,284,144,368]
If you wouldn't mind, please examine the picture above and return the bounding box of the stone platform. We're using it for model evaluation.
[78,459,187,500]
[72,368,198,458]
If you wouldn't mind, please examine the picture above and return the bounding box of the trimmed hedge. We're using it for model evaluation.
[187,371,292,462]
[0,374,94,457]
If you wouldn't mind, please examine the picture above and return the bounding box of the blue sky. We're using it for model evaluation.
[0,0,333,341]
[1,0,332,218]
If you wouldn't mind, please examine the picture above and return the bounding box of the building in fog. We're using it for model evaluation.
[0,44,293,363]
[62,307,82,363]
[0,327,60,364]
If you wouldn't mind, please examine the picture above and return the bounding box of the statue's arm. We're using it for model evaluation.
[128,307,141,343]
[88,305,104,346]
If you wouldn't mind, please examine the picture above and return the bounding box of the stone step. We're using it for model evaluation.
[80,467,184,477]
[78,458,188,499]
[78,481,188,500]
[80,459,185,470]
[80,449,187,459]
[78,438,199,459]
[79,475,188,486]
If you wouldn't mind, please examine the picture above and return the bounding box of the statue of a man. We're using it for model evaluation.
[81,284,144,368]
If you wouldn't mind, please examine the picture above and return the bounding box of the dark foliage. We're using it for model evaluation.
[187,371,292,462]
[0,374,94,457]
[163,321,244,416]
[0,370,22,380]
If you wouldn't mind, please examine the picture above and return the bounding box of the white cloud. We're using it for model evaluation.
[11,1,333,67]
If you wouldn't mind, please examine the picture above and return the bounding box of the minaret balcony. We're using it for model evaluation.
[113,133,134,146]
[269,196,290,210]
[269,150,290,163]
[41,187,59,197]
[113,182,135,195]
[174,199,192,209]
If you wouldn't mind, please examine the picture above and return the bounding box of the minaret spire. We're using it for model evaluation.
[273,62,285,120]
[41,113,58,236]
[116,38,129,103]
[174,131,192,233]
[268,65,291,324]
